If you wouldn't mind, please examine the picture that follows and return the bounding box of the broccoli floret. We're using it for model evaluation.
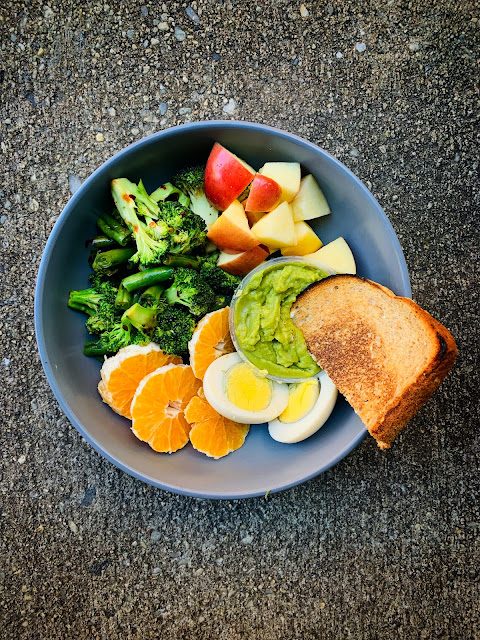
[132,220,170,266]
[68,282,119,335]
[92,306,153,355]
[199,253,242,295]
[153,307,197,356]
[159,200,186,229]
[173,166,219,229]
[139,285,168,310]
[144,216,170,241]
[211,294,227,311]
[111,298,170,346]
[123,302,159,333]
[83,314,153,357]
[101,316,134,353]
[173,213,207,255]
[111,178,170,266]
[85,310,117,336]
[164,268,216,316]
[94,280,121,306]
[132,329,152,347]
[159,201,207,255]
[68,288,103,316]
[150,182,190,208]
[72,285,157,356]
[127,178,160,219]
[88,270,111,289]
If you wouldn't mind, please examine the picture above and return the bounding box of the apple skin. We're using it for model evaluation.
[217,244,270,276]
[207,200,260,252]
[204,143,255,211]
[259,162,301,203]
[245,174,282,213]
[246,210,266,227]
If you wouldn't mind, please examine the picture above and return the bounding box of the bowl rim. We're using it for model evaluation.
[34,120,411,499]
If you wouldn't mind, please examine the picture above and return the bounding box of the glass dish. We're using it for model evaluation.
[228,256,336,383]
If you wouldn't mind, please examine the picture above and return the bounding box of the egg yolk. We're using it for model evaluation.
[225,363,272,411]
[278,379,319,423]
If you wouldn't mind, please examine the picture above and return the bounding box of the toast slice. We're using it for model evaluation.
[291,275,457,449]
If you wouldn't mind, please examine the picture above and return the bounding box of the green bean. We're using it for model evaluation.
[92,247,136,272]
[115,283,134,310]
[139,285,166,306]
[83,339,108,357]
[121,266,174,292]
[87,235,116,250]
[162,254,200,270]
[96,213,131,246]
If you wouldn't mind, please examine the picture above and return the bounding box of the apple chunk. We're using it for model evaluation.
[204,143,255,211]
[250,201,295,249]
[245,210,266,227]
[259,162,301,203]
[281,221,323,256]
[217,244,270,276]
[303,237,356,274]
[245,174,282,212]
[207,200,260,252]
[292,174,331,221]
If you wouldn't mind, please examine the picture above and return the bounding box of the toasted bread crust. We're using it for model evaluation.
[291,275,457,448]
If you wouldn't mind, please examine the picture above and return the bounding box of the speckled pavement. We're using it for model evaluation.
[1,1,479,638]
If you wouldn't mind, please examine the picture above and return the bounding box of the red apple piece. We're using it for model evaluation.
[206,200,260,252]
[259,162,301,203]
[245,174,282,213]
[204,143,255,211]
[217,244,270,276]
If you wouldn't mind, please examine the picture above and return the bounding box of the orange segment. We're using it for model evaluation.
[131,364,201,453]
[98,344,181,419]
[185,392,250,459]
[188,307,235,380]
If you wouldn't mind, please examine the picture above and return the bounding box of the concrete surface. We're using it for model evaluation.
[1,1,479,638]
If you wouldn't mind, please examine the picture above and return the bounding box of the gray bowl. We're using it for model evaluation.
[34,121,411,499]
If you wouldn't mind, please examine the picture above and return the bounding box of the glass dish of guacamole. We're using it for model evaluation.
[230,258,332,380]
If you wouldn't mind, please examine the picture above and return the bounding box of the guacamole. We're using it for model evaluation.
[233,262,329,378]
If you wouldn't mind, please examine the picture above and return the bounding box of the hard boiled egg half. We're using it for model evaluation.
[268,370,338,443]
[203,353,289,424]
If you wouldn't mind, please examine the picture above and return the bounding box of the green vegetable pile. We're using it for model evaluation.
[68,167,242,359]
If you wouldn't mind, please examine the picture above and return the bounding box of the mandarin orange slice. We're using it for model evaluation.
[185,389,250,459]
[130,364,202,453]
[188,307,235,380]
[98,343,182,419]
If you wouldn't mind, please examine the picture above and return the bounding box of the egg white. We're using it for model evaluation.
[268,370,337,443]
[202,352,289,424]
